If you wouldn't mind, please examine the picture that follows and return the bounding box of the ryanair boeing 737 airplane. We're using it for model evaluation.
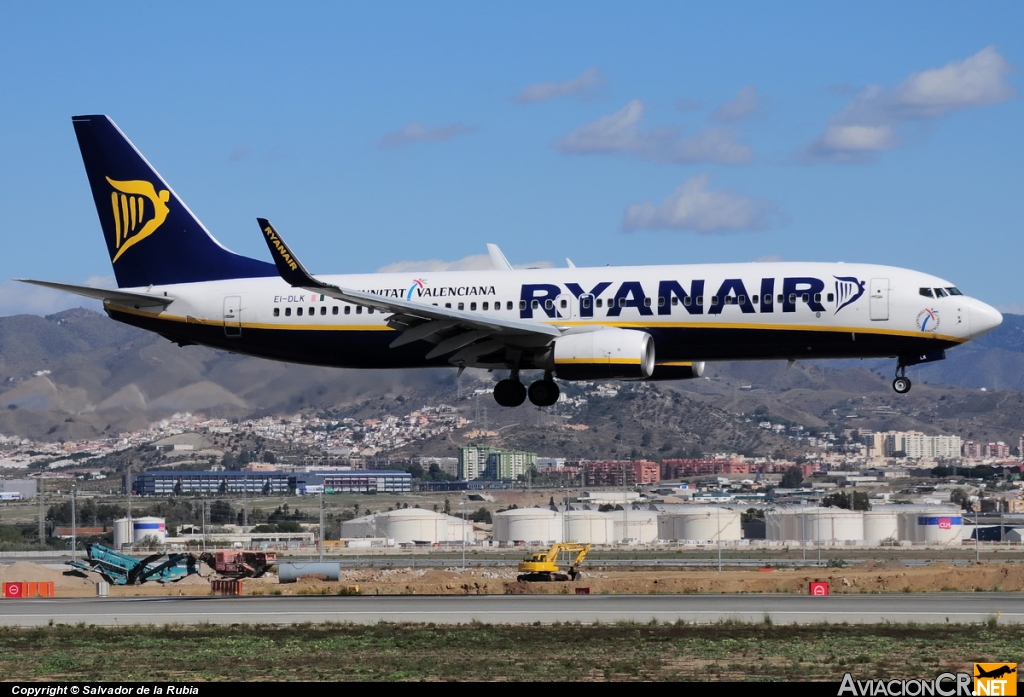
[20,116,1004,407]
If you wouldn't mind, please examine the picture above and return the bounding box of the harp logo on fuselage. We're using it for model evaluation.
[106,178,171,263]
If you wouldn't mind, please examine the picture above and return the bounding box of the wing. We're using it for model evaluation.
[257,219,562,368]
[16,279,174,308]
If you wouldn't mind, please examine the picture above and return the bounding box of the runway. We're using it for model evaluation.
[0,593,1021,626]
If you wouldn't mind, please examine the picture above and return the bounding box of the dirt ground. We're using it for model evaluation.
[4,559,1023,597]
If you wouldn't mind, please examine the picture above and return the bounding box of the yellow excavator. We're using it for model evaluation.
[516,543,591,582]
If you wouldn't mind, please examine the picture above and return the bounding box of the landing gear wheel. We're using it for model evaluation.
[528,379,560,407]
[494,379,527,407]
[892,376,912,394]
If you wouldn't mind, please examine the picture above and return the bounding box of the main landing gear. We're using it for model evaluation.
[493,370,560,407]
[892,358,912,394]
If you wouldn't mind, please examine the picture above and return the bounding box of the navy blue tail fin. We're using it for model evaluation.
[72,115,276,288]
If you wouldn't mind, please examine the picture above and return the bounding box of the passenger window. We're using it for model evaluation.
[618,298,626,308]
[934,288,948,297]
[827,293,834,303]
[644,297,652,307]
[470,302,476,311]
[813,293,821,303]
[696,297,703,306]
[711,296,719,306]
[345,306,351,314]
[508,301,514,310]
[544,299,553,310]
[356,306,362,314]
[683,297,691,306]
[519,300,526,310]
[560,299,567,309]
[738,295,746,304]
[658,297,666,307]
[778,294,784,304]
[446,303,452,309]
[582,297,591,309]
[532,300,539,310]
[285,308,291,317]
[297,307,303,316]
[672,297,679,306]
[788,294,797,304]
[308,307,314,315]
[724,296,733,305]
[801,294,809,303]
[752,295,759,304]
[482,302,488,311]
[596,299,603,308]
[920,288,934,298]
[368,308,374,314]
[333,306,338,315]
[273,308,280,317]
[764,295,771,305]
[320,306,327,315]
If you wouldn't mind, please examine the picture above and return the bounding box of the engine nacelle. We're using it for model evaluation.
[645,361,705,381]
[552,328,655,380]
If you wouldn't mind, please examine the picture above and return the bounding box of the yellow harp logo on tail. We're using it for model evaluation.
[106,177,171,263]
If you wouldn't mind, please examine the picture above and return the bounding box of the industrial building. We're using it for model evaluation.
[129,469,411,496]
[0,479,37,499]
[763,506,963,546]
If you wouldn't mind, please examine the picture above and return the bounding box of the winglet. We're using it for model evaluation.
[257,218,331,290]
[487,243,513,271]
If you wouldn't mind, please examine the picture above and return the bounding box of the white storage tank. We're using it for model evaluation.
[563,510,614,544]
[764,510,785,542]
[132,516,166,544]
[913,512,963,545]
[340,514,378,539]
[805,510,863,543]
[493,508,562,543]
[379,509,452,544]
[610,509,658,543]
[863,510,899,544]
[445,514,474,542]
[658,507,741,542]
[113,518,133,549]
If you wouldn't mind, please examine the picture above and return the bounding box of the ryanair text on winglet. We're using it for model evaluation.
[838,672,973,696]
[263,226,298,271]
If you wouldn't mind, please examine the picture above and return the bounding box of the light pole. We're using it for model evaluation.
[319,486,324,563]
[71,486,77,562]
[460,500,466,571]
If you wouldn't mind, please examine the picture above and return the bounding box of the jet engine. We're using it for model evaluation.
[551,328,655,380]
[646,361,705,381]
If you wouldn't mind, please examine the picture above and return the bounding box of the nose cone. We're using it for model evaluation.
[969,299,1003,339]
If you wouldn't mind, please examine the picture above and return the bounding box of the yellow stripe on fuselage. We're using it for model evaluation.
[554,358,642,365]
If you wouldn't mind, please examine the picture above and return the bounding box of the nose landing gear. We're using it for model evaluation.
[892,358,912,394]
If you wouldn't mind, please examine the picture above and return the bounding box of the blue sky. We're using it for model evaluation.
[1,2,1021,314]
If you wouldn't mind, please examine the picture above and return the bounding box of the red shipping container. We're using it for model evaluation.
[4,582,25,598]
[809,582,829,596]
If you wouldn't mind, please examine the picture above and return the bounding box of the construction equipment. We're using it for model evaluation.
[516,543,591,582]
[67,542,199,585]
[200,550,277,578]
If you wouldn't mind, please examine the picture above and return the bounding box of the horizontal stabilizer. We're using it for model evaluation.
[16,279,174,307]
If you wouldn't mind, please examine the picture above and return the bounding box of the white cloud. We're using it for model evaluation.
[712,85,764,121]
[377,122,476,148]
[804,47,1016,162]
[995,302,1024,316]
[377,255,553,273]
[514,67,604,104]
[622,174,776,234]
[556,100,753,165]
[0,281,101,317]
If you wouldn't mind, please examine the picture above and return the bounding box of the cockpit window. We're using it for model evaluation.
[933,288,948,297]
[919,288,934,298]
[946,287,963,296]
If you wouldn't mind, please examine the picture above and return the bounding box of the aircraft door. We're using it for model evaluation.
[223,295,242,337]
[556,293,578,320]
[869,279,889,321]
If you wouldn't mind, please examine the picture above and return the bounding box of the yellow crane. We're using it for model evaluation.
[516,543,591,582]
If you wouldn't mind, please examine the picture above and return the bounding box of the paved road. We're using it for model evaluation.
[0,593,1021,626]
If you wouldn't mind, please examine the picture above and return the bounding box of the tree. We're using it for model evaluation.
[950,488,972,511]
[781,466,804,488]
[443,498,451,516]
